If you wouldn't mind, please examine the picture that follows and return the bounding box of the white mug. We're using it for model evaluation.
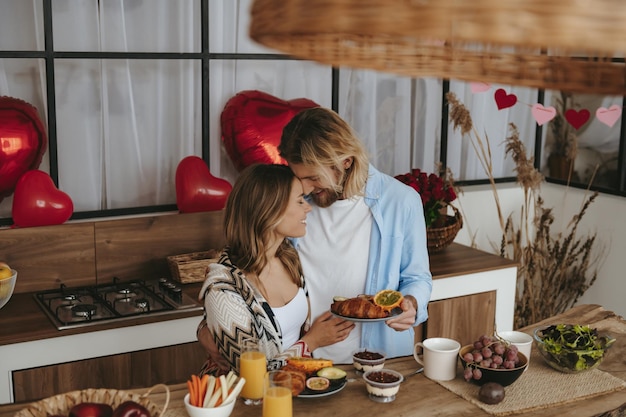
[413,337,461,381]
[498,330,533,367]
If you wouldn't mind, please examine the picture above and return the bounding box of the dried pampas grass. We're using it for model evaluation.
[447,92,604,328]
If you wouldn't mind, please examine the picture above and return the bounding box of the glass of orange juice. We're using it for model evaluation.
[239,340,267,405]
[263,370,292,417]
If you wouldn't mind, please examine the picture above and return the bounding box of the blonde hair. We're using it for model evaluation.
[223,163,302,286]
[279,107,369,198]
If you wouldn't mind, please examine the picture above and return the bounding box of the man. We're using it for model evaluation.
[279,107,432,363]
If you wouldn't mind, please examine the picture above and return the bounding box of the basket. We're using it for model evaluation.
[249,0,626,94]
[167,250,219,283]
[15,384,170,417]
[426,206,463,253]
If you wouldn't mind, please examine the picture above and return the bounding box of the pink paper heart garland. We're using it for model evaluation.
[531,104,557,126]
[595,105,622,128]
[470,82,491,93]
[494,89,517,110]
[565,109,591,130]
[471,86,622,129]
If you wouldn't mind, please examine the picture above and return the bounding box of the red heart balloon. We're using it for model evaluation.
[12,170,73,228]
[221,90,319,171]
[175,156,232,213]
[0,96,48,202]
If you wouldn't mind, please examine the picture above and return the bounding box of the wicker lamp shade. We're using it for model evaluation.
[249,0,626,94]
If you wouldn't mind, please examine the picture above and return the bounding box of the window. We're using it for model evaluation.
[1,0,624,227]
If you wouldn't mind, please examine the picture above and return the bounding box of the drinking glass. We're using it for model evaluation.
[239,340,267,405]
[263,370,292,417]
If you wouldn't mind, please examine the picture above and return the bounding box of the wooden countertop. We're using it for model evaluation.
[0,243,515,346]
[3,304,622,417]
[428,242,517,278]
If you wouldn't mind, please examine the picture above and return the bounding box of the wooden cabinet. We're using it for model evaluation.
[425,291,496,347]
[12,342,206,403]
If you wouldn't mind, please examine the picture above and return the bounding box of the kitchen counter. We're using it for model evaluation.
[0,244,515,346]
[0,243,517,404]
[2,304,623,417]
[0,283,205,404]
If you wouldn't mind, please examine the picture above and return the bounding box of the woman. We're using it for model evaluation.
[196,163,352,376]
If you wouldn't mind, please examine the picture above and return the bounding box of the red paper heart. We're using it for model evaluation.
[12,170,73,228]
[565,108,591,130]
[175,156,232,213]
[494,89,518,110]
[0,96,48,202]
[221,90,319,171]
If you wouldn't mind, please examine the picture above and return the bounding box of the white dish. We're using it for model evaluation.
[331,308,401,322]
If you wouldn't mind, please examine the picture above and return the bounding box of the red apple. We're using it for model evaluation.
[69,403,113,417]
[111,401,151,417]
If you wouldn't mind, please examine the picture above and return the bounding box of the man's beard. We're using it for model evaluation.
[310,187,341,208]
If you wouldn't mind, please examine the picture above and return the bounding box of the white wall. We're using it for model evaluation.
[453,183,625,319]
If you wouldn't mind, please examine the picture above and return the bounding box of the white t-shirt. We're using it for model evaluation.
[272,287,308,350]
[297,196,372,363]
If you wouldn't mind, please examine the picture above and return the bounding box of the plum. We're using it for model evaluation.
[478,382,505,404]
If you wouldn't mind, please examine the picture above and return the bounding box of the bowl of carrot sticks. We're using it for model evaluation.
[185,371,245,417]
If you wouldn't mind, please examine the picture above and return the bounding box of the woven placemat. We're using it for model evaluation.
[437,351,626,416]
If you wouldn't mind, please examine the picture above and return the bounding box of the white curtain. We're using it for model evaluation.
[0,0,544,220]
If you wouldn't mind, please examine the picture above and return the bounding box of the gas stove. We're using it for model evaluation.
[34,277,203,330]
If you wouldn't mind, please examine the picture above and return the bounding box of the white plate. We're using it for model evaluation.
[298,380,347,398]
[331,308,401,322]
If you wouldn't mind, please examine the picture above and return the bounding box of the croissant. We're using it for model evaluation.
[331,296,389,319]
[279,365,307,396]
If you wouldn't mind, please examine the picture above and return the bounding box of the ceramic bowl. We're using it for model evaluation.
[0,270,17,310]
[352,348,386,373]
[184,393,236,417]
[458,344,528,387]
[363,368,404,403]
[533,324,615,373]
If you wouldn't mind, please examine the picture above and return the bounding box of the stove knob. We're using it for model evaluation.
[170,287,183,303]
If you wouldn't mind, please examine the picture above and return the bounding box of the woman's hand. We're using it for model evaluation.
[301,311,355,351]
[385,295,418,331]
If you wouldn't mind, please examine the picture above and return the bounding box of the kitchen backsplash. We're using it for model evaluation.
[0,211,225,294]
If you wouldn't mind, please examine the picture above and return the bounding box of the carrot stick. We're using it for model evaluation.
[187,378,196,406]
[214,377,221,396]
[199,374,209,406]
[192,374,201,406]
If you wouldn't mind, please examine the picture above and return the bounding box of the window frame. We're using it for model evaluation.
[1,0,624,227]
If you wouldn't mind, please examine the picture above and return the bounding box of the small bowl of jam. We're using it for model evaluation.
[363,369,404,402]
[352,349,386,373]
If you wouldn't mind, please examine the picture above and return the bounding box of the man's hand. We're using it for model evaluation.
[385,295,417,331]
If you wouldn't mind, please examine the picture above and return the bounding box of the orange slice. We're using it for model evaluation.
[373,290,404,311]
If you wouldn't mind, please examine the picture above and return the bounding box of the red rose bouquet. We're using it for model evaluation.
[395,168,457,228]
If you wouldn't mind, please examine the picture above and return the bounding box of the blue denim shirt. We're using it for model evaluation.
[294,165,433,358]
